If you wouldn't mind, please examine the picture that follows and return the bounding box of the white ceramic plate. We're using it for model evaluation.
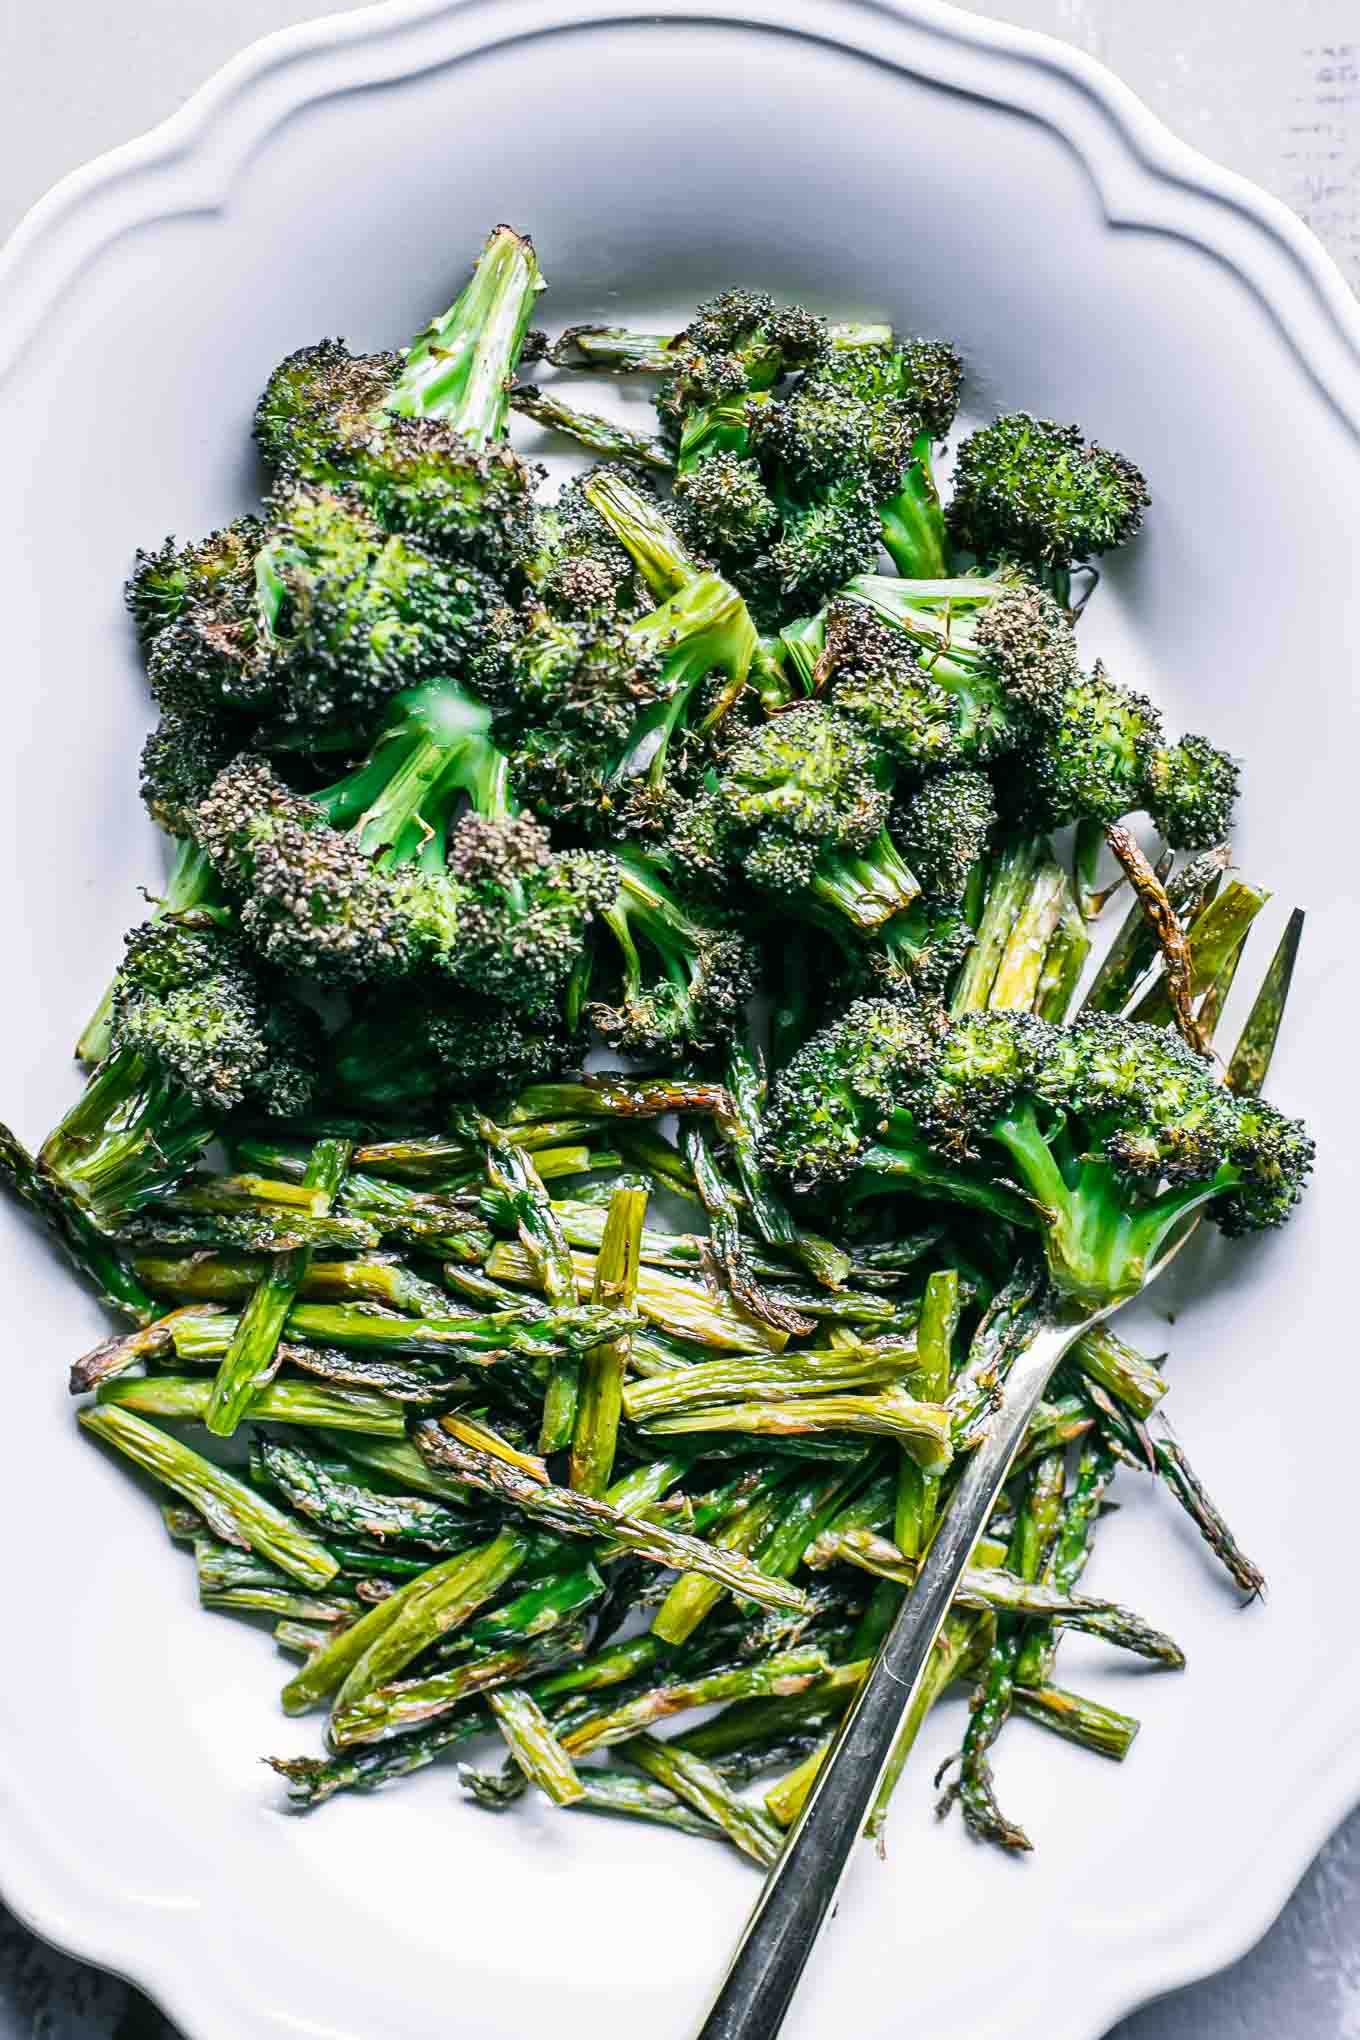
[1,5,1357,2037]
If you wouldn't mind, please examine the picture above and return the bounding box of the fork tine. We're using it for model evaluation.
[1226,908,1305,1098]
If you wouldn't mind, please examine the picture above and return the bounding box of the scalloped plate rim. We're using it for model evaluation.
[1,4,1357,2037]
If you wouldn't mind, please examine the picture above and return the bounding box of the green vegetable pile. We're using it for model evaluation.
[1,225,1315,1858]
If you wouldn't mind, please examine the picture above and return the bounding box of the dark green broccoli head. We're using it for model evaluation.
[443,812,618,1014]
[761,997,942,1189]
[254,338,401,476]
[715,702,888,852]
[891,769,997,902]
[126,519,266,649]
[762,476,882,607]
[139,705,240,837]
[332,987,582,1115]
[948,413,1150,570]
[529,473,653,619]
[192,755,444,983]
[822,602,965,771]
[256,486,511,738]
[748,381,916,499]
[970,582,1080,718]
[672,452,779,560]
[1143,733,1240,850]
[796,338,964,445]
[1216,1097,1316,1235]
[255,338,541,575]
[1031,663,1163,828]
[112,921,319,1116]
[143,587,272,719]
[658,290,828,435]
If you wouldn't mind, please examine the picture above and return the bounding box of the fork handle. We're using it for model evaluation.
[694,1305,1094,2040]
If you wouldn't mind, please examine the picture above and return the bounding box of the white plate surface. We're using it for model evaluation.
[0,5,1358,2038]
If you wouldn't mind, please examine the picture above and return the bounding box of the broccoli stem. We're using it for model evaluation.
[811,824,922,932]
[583,465,697,599]
[509,383,674,472]
[204,1138,351,1438]
[384,224,545,441]
[313,681,506,867]
[548,319,889,374]
[987,855,1078,1012]
[879,431,952,578]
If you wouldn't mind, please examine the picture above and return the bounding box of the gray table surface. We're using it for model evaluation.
[1,2,1356,2034]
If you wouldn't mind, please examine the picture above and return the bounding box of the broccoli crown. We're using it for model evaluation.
[766,1005,1312,1299]
[822,602,965,771]
[442,812,618,1013]
[255,338,541,575]
[112,921,318,1115]
[687,702,927,932]
[1143,733,1240,850]
[891,769,997,903]
[947,412,1151,570]
[672,452,779,560]
[126,519,266,649]
[762,475,882,607]
[139,704,240,837]
[658,290,828,433]
[748,381,915,500]
[1031,663,1163,827]
[808,338,963,440]
[143,587,272,720]
[192,755,440,983]
[715,702,888,852]
[253,339,401,477]
[528,472,653,619]
[332,987,582,1115]
[762,997,942,1187]
[584,850,760,1060]
[486,602,667,833]
[970,581,1080,718]
[256,486,510,737]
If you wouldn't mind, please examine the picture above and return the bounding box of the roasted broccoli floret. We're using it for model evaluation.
[39,923,319,1224]
[583,849,760,1059]
[1143,733,1240,851]
[891,769,997,903]
[764,1005,1313,1304]
[193,709,615,1005]
[444,812,618,1016]
[657,289,828,451]
[947,412,1150,578]
[1029,662,1163,829]
[254,225,545,572]
[126,519,266,649]
[494,472,757,836]
[672,452,779,562]
[331,988,582,1115]
[676,702,922,932]
[252,486,510,740]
